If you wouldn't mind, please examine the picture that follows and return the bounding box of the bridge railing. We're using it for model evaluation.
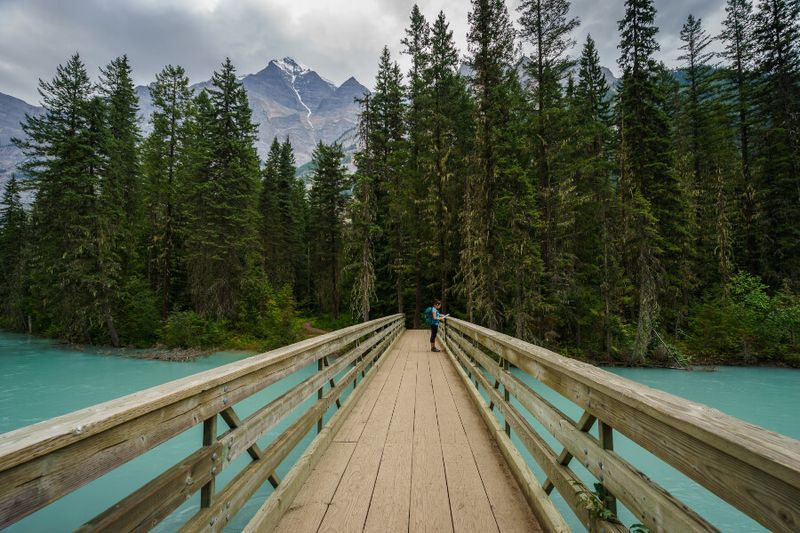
[0,313,404,531]
[441,317,800,533]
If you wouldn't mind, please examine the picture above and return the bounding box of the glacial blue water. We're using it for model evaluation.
[509,364,800,533]
[1,330,797,532]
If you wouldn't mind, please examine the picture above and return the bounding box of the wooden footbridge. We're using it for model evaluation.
[1,315,799,532]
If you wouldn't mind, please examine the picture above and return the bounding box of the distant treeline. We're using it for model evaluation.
[0,0,798,364]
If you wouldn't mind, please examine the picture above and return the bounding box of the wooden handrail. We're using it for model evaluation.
[442,317,800,533]
[0,314,404,530]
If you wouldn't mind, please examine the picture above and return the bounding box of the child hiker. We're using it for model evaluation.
[425,300,446,352]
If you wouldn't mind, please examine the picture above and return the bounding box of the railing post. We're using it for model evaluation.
[502,358,511,436]
[201,415,217,508]
[317,358,324,434]
[598,421,617,515]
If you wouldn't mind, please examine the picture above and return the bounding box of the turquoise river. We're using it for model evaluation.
[0,331,797,532]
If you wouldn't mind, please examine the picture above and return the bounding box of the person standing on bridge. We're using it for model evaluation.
[426,300,447,352]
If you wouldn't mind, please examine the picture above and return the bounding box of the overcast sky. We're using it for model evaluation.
[0,0,727,104]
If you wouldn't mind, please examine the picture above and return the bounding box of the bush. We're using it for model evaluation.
[160,311,225,348]
[115,277,161,347]
[235,271,300,347]
[686,272,800,362]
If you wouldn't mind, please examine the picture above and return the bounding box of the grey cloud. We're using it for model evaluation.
[0,0,727,104]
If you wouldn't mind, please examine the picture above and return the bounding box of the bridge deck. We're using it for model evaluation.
[275,329,541,533]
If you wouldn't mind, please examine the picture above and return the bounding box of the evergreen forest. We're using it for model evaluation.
[1,0,798,365]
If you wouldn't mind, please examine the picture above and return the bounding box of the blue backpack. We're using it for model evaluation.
[424,307,435,326]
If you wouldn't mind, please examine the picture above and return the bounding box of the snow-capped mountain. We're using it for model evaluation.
[0,57,369,192]
[0,92,43,196]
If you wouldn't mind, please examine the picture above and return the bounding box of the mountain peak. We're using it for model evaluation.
[270,57,311,78]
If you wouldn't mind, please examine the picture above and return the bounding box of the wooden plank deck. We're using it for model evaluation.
[275,330,542,533]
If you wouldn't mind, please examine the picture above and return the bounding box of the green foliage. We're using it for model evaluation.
[309,142,349,318]
[160,311,225,348]
[184,59,261,321]
[235,270,300,346]
[687,273,800,362]
[115,277,161,347]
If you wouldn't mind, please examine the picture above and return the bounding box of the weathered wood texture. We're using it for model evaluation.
[268,330,543,533]
[0,314,403,530]
[443,317,800,533]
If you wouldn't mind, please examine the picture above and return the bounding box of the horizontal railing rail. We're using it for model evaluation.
[0,314,404,531]
[440,317,800,533]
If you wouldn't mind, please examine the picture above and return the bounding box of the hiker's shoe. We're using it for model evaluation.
[431,347,441,352]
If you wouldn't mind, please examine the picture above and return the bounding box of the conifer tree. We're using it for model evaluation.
[309,142,349,318]
[571,35,623,355]
[362,47,406,316]
[678,15,738,289]
[260,137,284,282]
[753,0,800,285]
[517,0,580,275]
[678,15,714,183]
[260,137,303,291]
[184,59,261,320]
[14,54,114,341]
[425,11,474,310]
[0,176,27,328]
[349,95,379,322]
[141,64,193,318]
[617,0,686,360]
[402,4,432,326]
[465,0,543,336]
[720,0,758,272]
[98,55,141,245]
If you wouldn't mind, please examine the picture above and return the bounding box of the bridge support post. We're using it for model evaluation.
[598,421,617,515]
[201,415,217,508]
[317,359,324,434]
[502,358,511,436]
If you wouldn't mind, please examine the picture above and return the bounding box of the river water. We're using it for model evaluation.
[1,331,798,532]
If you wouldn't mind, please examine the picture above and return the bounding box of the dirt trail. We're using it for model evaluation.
[302,321,328,336]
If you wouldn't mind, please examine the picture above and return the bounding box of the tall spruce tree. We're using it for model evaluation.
[402,4,432,326]
[309,142,349,318]
[617,0,686,360]
[260,137,303,291]
[425,11,474,311]
[142,64,193,318]
[753,0,800,285]
[350,95,379,322]
[465,0,543,337]
[0,176,27,328]
[720,0,759,273]
[517,0,580,277]
[14,54,114,342]
[260,138,284,283]
[571,35,623,356]
[184,59,261,320]
[362,47,406,316]
[678,15,738,289]
[98,55,140,251]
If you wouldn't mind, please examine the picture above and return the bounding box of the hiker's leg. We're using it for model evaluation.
[430,324,438,350]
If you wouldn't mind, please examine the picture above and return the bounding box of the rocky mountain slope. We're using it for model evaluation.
[0,58,368,192]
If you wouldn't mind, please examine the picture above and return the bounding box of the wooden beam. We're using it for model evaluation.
[447,318,800,533]
[242,327,403,532]
[178,326,401,533]
[201,416,217,508]
[598,421,617,516]
[73,321,402,533]
[447,336,626,533]
[440,337,570,533]
[0,315,403,529]
[543,411,596,494]
[449,330,721,533]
